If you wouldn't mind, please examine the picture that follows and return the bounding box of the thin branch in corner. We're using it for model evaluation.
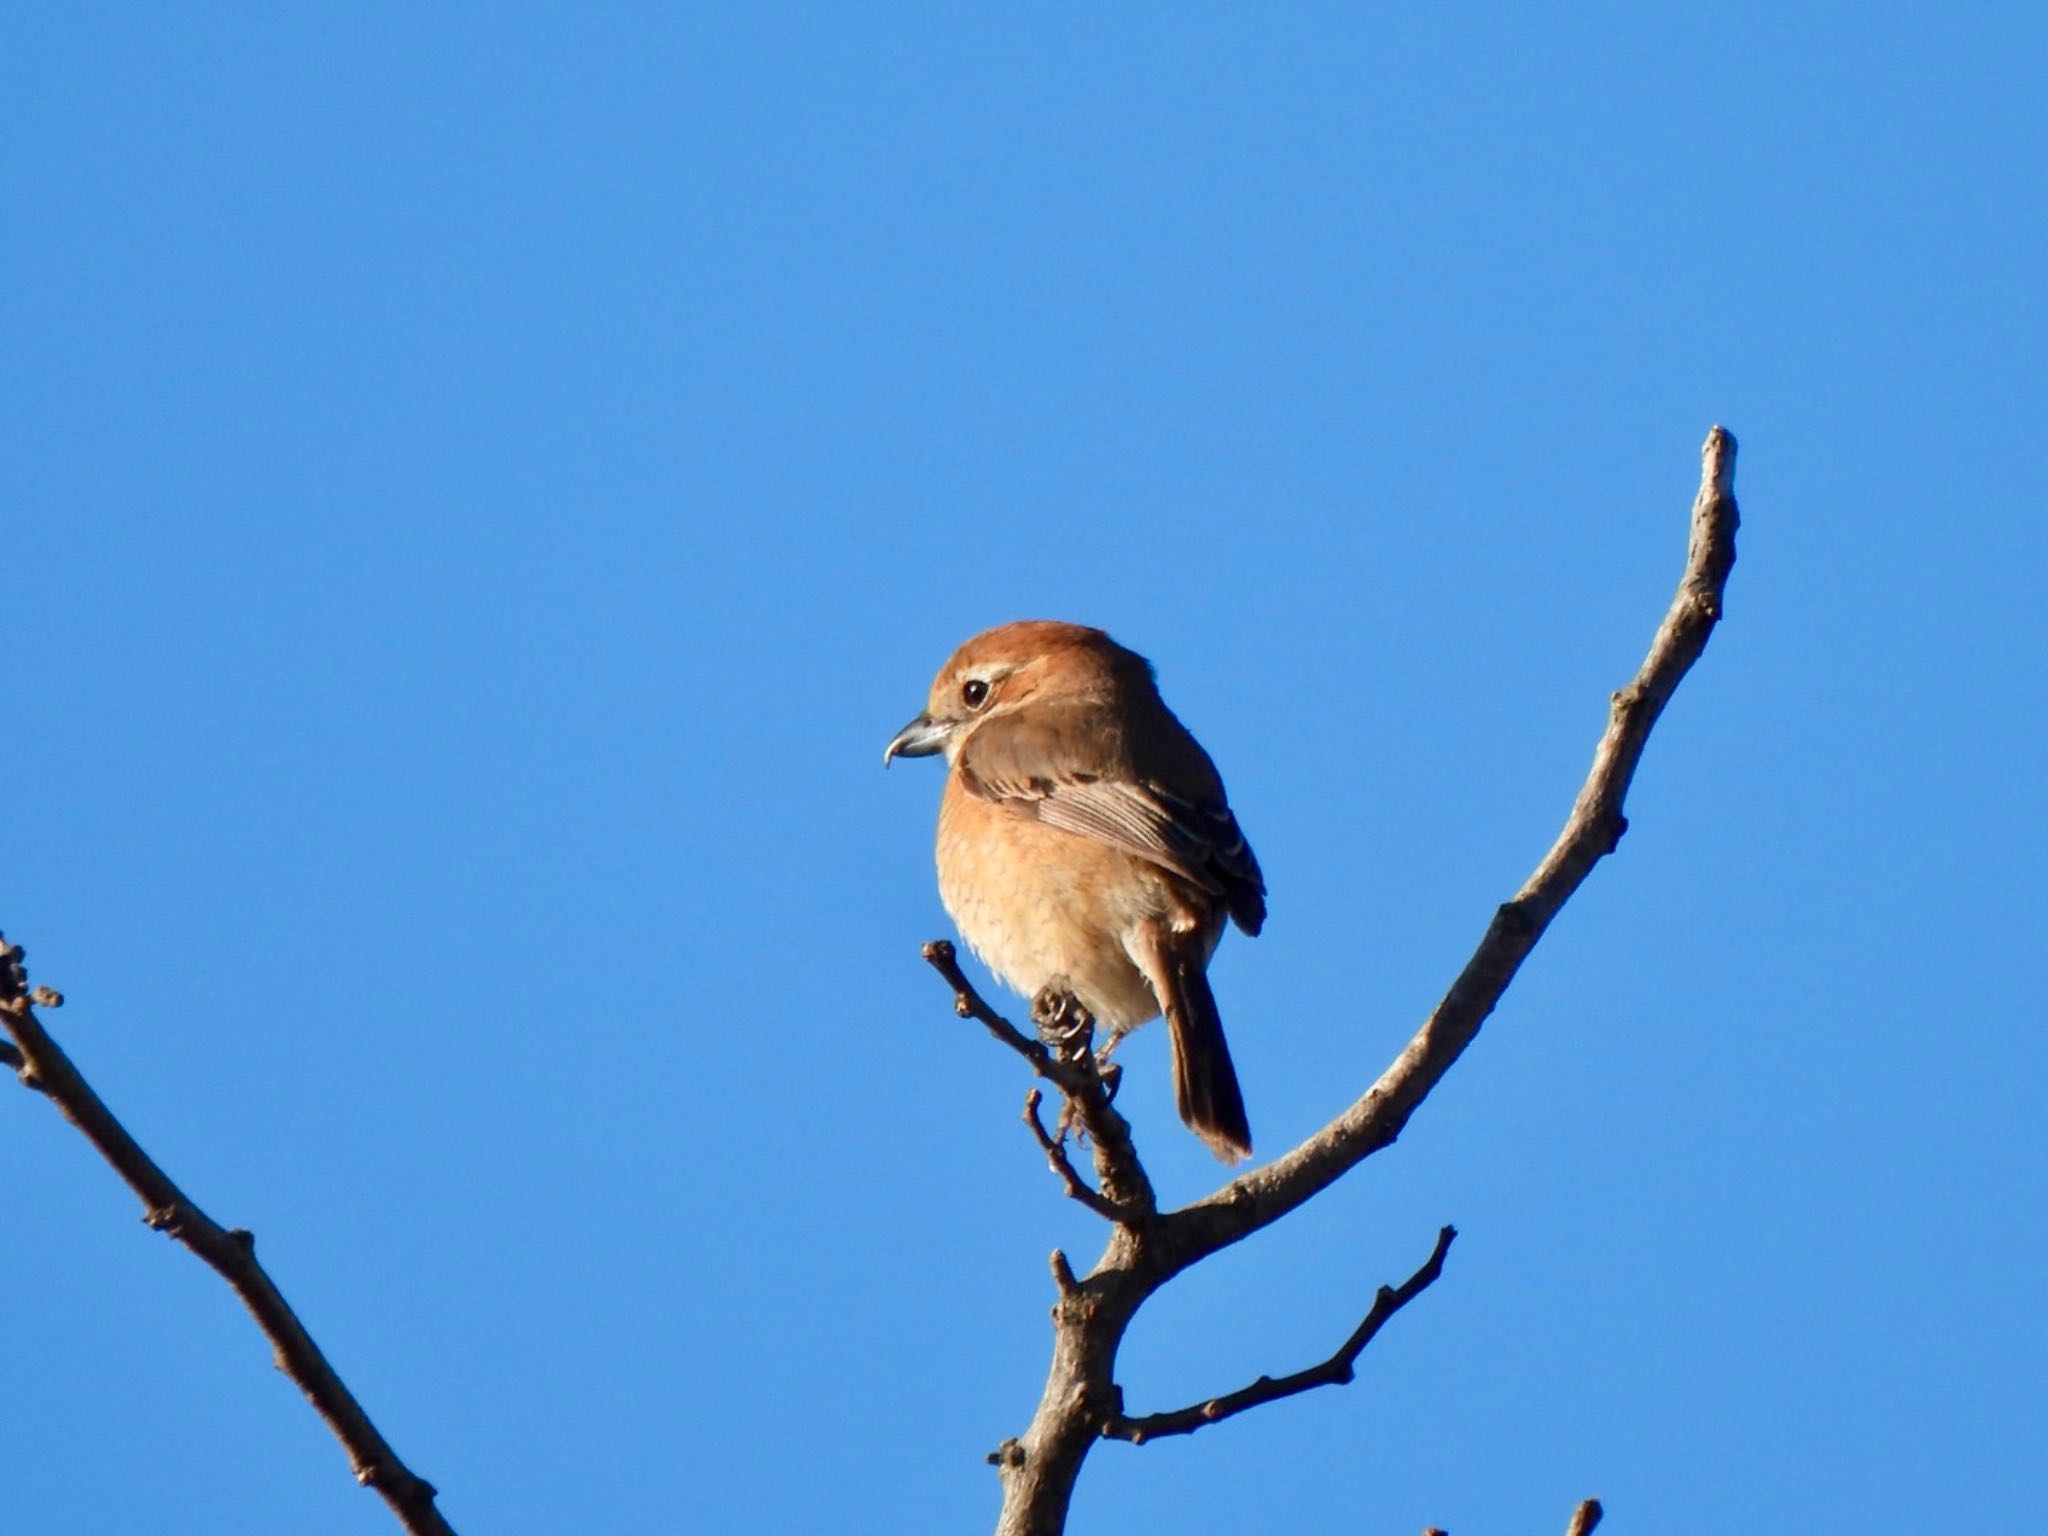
[1103,1225,1457,1444]
[0,935,458,1536]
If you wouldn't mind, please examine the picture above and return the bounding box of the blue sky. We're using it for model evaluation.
[5,6,2043,1533]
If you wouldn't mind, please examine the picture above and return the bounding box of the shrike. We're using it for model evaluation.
[886,620,1263,1162]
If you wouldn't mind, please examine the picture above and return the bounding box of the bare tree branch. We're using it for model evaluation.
[929,428,1740,1536]
[0,936,458,1536]
[1103,1225,1455,1443]
[925,936,1062,1069]
[1157,424,1740,1275]
[924,938,1156,1220]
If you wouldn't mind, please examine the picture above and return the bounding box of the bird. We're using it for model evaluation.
[885,620,1264,1162]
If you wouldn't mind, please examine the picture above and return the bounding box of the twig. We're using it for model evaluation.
[924,939,1062,1075]
[0,935,457,1536]
[923,940,1156,1219]
[1023,1089,1132,1223]
[1566,1497,1604,1536]
[1103,1225,1455,1443]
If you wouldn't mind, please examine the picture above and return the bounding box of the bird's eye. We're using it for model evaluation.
[961,678,991,709]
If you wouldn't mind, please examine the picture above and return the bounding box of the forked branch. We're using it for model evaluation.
[925,428,1740,1536]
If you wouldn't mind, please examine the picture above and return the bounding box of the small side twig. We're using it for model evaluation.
[1049,1248,1080,1298]
[0,935,457,1536]
[1023,1089,1130,1222]
[1103,1225,1456,1444]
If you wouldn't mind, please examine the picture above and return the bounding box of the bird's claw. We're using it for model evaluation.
[1095,1059,1122,1105]
[1031,987,1096,1060]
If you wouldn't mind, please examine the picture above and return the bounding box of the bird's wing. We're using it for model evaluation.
[957,705,1266,934]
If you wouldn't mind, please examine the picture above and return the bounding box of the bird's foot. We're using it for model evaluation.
[1053,1094,1084,1147]
[1031,987,1096,1061]
[1095,1059,1122,1105]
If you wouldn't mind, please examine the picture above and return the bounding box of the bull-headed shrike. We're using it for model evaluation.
[886,620,1263,1162]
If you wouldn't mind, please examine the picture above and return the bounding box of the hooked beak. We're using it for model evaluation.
[883,712,949,766]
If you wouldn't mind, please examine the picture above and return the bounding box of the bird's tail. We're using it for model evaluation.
[1162,955,1252,1164]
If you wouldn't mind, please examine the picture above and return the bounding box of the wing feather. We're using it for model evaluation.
[958,704,1266,934]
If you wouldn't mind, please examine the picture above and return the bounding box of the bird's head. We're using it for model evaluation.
[883,620,1125,767]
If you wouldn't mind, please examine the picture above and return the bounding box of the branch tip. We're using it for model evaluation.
[1050,1248,1079,1296]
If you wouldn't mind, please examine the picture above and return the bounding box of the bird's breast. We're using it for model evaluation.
[935,776,1206,1031]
